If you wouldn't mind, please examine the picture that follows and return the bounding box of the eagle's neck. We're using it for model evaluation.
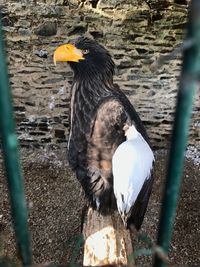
[73,76,114,104]
[74,72,113,87]
[68,77,114,144]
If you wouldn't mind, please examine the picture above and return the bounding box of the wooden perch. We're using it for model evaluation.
[83,208,135,266]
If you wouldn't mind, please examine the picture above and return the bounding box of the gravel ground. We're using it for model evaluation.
[0,146,199,266]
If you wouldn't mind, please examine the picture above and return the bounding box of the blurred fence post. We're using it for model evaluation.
[154,1,200,266]
[0,14,32,266]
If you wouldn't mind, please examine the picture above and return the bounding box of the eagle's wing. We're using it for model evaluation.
[112,127,154,229]
[86,98,129,209]
[89,98,154,229]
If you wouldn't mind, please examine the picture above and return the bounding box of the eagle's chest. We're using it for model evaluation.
[70,83,113,138]
[72,88,97,134]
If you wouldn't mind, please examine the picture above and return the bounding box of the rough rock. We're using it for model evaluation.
[1,0,199,149]
[34,21,57,36]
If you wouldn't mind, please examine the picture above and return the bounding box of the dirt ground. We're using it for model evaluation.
[0,147,199,266]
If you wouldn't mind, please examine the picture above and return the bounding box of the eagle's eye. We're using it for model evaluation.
[82,49,89,55]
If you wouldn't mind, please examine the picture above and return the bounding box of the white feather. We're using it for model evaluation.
[112,125,154,216]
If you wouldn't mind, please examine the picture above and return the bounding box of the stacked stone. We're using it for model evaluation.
[1,0,199,148]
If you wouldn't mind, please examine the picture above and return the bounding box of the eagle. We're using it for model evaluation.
[54,37,154,230]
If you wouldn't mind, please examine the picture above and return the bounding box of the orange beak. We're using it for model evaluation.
[53,44,84,65]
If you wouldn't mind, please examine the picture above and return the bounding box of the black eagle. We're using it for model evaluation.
[54,37,154,230]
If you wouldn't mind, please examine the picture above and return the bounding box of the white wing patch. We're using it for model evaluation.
[112,125,154,217]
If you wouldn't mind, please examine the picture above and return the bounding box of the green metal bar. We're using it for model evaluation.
[0,15,32,266]
[154,1,200,266]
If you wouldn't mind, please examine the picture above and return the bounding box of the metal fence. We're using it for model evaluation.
[0,0,199,266]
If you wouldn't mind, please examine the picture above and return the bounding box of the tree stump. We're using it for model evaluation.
[83,207,135,266]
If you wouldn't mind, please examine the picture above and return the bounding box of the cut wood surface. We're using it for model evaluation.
[83,207,135,266]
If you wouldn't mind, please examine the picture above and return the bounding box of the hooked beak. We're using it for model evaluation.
[53,44,84,66]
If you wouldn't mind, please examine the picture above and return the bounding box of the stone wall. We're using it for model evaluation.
[1,0,199,149]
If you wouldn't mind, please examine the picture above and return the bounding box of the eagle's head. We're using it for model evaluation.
[54,37,114,82]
